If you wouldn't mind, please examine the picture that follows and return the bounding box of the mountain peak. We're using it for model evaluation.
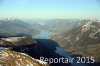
[4,17,17,22]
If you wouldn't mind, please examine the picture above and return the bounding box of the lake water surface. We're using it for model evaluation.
[32,31,51,39]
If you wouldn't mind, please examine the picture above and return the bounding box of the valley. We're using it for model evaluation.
[0,18,100,66]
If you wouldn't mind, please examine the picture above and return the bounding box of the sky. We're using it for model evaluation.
[0,0,100,19]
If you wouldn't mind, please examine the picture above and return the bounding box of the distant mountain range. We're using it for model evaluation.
[0,18,41,37]
[43,19,81,32]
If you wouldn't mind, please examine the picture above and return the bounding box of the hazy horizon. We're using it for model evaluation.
[0,0,100,19]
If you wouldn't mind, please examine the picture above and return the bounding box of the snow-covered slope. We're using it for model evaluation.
[0,50,49,66]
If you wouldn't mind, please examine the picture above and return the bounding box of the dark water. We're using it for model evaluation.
[32,31,71,57]
[32,31,89,66]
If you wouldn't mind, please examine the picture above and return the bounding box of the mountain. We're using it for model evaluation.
[0,36,49,66]
[0,36,36,46]
[0,18,40,37]
[44,19,81,32]
[50,19,100,62]
[0,49,49,66]
[52,19,100,45]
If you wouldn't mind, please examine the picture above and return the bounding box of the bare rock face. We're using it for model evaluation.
[0,37,37,46]
[0,50,49,66]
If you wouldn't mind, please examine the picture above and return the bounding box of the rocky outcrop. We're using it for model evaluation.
[0,37,37,46]
[0,50,49,66]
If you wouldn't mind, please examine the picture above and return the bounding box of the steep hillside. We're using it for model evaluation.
[51,19,100,62]
[62,20,100,45]
[0,50,49,66]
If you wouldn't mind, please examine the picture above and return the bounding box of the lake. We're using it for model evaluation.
[32,31,71,57]
[32,31,51,39]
